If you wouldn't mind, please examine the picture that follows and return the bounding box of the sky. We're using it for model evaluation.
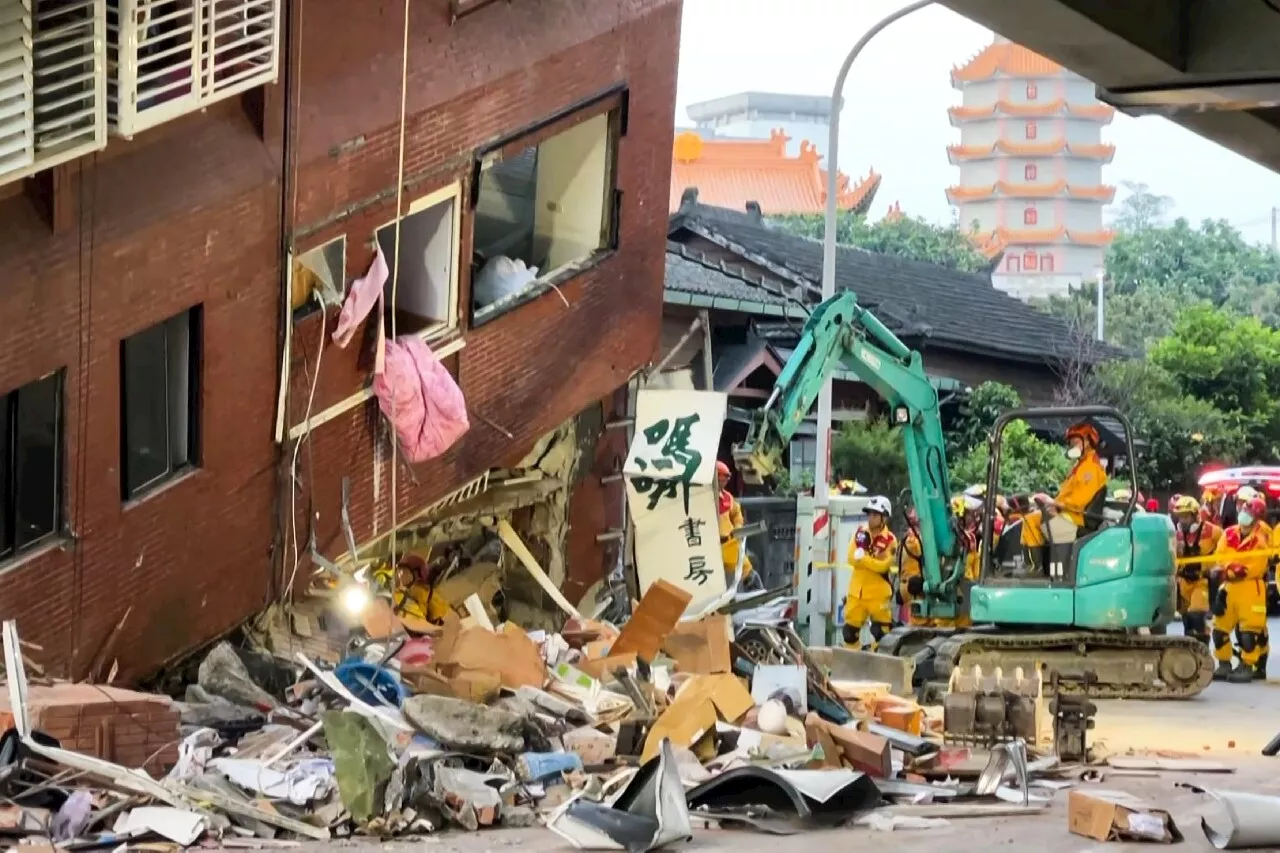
[674,0,1280,246]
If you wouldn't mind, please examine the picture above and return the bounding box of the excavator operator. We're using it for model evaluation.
[716,461,755,585]
[1212,496,1271,682]
[842,495,897,650]
[1018,423,1109,562]
[1173,495,1221,646]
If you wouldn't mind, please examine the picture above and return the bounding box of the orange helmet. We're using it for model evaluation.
[1065,422,1100,447]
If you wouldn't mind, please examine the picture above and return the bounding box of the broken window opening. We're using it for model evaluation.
[0,371,64,560]
[121,306,201,500]
[377,184,461,340]
[291,235,346,320]
[471,109,619,323]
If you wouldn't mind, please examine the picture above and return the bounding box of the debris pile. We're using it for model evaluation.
[3,576,1280,851]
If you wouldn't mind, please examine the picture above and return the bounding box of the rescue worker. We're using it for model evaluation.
[1020,423,1109,559]
[716,461,755,583]
[929,493,984,629]
[842,495,897,650]
[380,553,451,627]
[896,507,930,626]
[1212,496,1271,682]
[1172,495,1221,646]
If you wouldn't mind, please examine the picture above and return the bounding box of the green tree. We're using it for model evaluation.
[1148,306,1280,460]
[830,420,908,500]
[949,421,1071,495]
[948,381,1022,458]
[1112,181,1174,231]
[1039,285,1194,353]
[1082,358,1248,491]
[771,211,990,273]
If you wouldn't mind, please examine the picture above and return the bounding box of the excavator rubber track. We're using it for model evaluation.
[881,627,1216,700]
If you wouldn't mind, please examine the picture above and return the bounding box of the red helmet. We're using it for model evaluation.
[1145,498,1159,512]
[715,460,731,478]
[1242,497,1267,522]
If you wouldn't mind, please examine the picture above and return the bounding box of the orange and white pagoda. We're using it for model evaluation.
[669,129,880,216]
[946,36,1116,300]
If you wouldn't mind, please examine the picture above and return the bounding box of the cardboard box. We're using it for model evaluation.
[611,580,692,661]
[434,613,546,689]
[663,615,732,674]
[562,727,618,765]
[641,673,754,762]
[1067,791,1182,843]
[576,653,638,680]
[823,722,891,778]
[803,712,844,768]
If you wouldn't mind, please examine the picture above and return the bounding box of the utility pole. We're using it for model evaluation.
[1271,206,1277,255]
[1096,271,1105,342]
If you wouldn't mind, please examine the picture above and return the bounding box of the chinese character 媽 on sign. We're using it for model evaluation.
[630,414,702,514]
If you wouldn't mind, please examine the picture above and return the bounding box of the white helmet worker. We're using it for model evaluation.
[866,495,892,517]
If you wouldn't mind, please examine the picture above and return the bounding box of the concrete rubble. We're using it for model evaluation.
[1,579,1278,852]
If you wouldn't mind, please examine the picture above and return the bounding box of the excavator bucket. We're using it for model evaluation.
[732,444,776,486]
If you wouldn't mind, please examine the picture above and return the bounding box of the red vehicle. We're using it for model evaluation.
[1197,466,1280,615]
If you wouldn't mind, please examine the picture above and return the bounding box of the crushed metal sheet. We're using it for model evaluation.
[685,766,880,827]
[547,738,692,851]
[1179,784,1280,849]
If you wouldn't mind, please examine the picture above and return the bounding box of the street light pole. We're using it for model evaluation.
[814,0,935,512]
[812,0,933,645]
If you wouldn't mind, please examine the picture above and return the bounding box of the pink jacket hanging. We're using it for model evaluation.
[332,245,389,349]
[372,336,470,463]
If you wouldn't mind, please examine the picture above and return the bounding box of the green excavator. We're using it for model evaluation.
[733,291,1216,699]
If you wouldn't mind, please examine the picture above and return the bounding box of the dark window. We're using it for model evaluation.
[0,372,63,558]
[1026,83,1038,100]
[1024,164,1038,181]
[471,108,621,321]
[121,307,200,499]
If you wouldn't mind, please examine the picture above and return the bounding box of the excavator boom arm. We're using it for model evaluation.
[733,291,962,608]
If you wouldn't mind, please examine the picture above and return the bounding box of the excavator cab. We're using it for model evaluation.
[974,406,1174,629]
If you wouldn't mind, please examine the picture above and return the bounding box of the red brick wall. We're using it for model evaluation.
[0,103,282,682]
[0,0,681,680]
[283,0,681,563]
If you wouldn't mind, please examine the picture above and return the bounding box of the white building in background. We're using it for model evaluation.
[684,92,840,162]
[946,36,1116,301]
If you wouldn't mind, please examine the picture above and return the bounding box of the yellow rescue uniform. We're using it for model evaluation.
[897,531,933,627]
[843,526,897,649]
[718,493,754,577]
[933,529,981,629]
[1212,524,1271,669]
[1021,450,1108,548]
[1176,522,1220,644]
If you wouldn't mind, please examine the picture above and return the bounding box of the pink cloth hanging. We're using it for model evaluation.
[372,336,470,463]
[332,245,389,349]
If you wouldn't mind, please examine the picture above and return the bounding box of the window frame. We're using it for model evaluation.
[1024,163,1038,181]
[1023,207,1038,225]
[468,85,627,328]
[1023,250,1038,271]
[1006,255,1020,273]
[1026,82,1038,100]
[120,307,202,502]
[1041,253,1056,272]
[290,234,348,322]
[1025,121,1037,140]
[373,181,465,344]
[0,370,65,561]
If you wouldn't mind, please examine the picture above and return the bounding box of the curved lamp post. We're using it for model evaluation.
[813,0,936,505]
[811,0,934,646]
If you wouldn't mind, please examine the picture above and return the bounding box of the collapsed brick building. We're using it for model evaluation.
[0,0,680,679]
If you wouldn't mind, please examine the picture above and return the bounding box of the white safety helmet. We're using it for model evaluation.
[866,495,892,517]
[1236,486,1260,503]
[963,483,986,498]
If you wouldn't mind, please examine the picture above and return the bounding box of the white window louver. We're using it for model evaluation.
[107,0,279,138]
[0,0,107,187]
